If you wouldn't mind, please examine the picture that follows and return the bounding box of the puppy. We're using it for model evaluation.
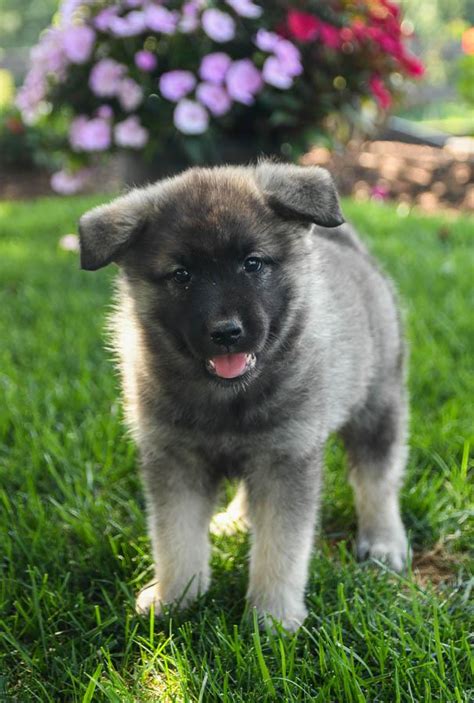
[79,163,409,631]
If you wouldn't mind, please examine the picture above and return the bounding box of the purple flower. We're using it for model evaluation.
[115,116,149,148]
[51,169,89,195]
[108,11,147,37]
[262,56,293,89]
[173,99,209,134]
[69,115,111,151]
[62,25,96,64]
[202,9,235,42]
[15,70,47,122]
[118,78,144,111]
[225,0,262,18]
[60,0,88,27]
[196,82,231,116]
[199,52,231,84]
[89,58,126,97]
[159,70,196,102]
[254,29,281,52]
[180,1,200,33]
[274,40,302,77]
[96,105,113,119]
[226,59,262,105]
[94,7,119,32]
[135,50,157,72]
[31,28,66,74]
[145,5,178,34]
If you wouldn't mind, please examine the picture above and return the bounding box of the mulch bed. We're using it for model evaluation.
[302,138,474,217]
[1,140,473,217]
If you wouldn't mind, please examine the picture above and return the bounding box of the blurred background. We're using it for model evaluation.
[0,0,473,215]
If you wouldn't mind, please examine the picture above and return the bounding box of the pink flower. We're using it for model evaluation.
[108,11,147,37]
[400,52,425,77]
[145,5,178,33]
[274,40,302,76]
[262,56,293,89]
[135,50,157,72]
[371,184,390,201]
[287,10,319,42]
[89,58,126,97]
[69,115,111,151]
[118,78,144,111]
[254,29,281,52]
[114,116,149,148]
[202,9,235,42]
[180,1,200,33]
[94,7,119,32]
[226,59,262,104]
[319,23,342,50]
[199,52,232,84]
[173,99,209,134]
[31,28,66,74]
[369,74,392,110]
[225,0,262,18]
[51,170,89,195]
[62,25,96,64]
[60,0,89,27]
[196,82,232,116]
[96,105,113,119]
[159,70,196,101]
[15,70,48,122]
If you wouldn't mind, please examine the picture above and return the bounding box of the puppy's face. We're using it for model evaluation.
[79,163,343,388]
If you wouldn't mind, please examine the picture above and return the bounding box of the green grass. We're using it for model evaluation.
[397,100,474,135]
[0,194,473,702]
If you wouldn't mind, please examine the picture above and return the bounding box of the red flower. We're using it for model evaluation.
[380,0,400,20]
[400,52,425,77]
[287,11,342,49]
[369,74,392,110]
[319,22,342,49]
[287,10,319,42]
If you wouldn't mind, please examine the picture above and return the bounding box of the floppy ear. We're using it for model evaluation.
[255,162,344,228]
[78,186,156,270]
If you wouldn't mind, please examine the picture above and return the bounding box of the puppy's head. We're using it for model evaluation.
[79,162,343,387]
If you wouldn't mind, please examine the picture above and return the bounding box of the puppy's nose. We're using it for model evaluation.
[210,321,242,347]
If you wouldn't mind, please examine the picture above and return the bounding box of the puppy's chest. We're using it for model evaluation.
[197,441,251,480]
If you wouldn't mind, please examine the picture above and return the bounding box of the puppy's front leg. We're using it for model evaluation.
[136,450,218,615]
[246,453,321,632]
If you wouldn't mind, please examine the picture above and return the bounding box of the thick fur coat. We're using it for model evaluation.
[79,163,409,630]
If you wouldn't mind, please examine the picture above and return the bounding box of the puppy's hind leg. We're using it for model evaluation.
[210,482,249,536]
[342,387,410,573]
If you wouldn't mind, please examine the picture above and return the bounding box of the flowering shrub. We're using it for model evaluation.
[17,0,424,193]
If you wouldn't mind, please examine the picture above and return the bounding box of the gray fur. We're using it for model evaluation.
[79,163,410,631]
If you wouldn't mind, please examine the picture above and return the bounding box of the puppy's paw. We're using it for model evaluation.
[135,581,163,616]
[249,600,308,633]
[357,528,410,573]
[210,510,249,536]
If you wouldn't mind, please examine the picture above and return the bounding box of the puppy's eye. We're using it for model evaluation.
[173,268,191,284]
[243,256,263,273]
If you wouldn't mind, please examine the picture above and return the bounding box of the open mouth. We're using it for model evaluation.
[205,352,256,380]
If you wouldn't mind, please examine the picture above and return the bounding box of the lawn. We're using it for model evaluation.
[0,195,473,702]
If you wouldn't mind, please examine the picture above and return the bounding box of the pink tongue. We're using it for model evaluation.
[212,353,248,379]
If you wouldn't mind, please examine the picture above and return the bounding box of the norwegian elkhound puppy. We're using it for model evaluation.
[78,162,409,631]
